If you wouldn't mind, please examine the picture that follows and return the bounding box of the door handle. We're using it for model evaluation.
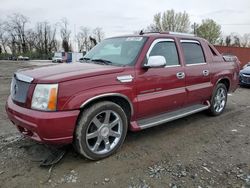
[203,70,209,76]
[176,72,185,79]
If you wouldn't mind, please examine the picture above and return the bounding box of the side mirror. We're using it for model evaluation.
[144,56,166,68]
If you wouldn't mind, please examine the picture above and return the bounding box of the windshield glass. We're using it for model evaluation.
[84,36,147,66]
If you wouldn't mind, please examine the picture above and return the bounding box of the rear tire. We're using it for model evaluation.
[74,101,128,160]
[208,83,227,116]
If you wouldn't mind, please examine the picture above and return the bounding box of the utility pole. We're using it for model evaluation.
[193,22,197,35]
[74,24,77,52]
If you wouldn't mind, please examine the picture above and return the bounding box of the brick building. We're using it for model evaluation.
[215,46,250,67]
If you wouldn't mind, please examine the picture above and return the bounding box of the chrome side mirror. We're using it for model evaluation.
[144,56,166,68]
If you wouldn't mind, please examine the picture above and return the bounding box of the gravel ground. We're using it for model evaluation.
[0,60,250,188]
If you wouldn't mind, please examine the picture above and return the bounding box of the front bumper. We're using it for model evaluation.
[6,97,80,145]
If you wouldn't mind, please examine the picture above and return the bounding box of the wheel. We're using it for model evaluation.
[74,101,128,160]
[208,83,228,116]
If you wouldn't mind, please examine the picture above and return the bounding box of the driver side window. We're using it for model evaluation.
[149,40,180,66]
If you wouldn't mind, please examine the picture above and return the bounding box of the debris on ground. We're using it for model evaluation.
[40,147,67,167]
[58,170,78,184]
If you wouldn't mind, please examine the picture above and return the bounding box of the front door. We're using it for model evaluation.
[136,38,186,119]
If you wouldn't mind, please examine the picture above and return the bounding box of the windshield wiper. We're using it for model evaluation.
[79,57,91,63]
[83,57,90,60]
[91,58,113,65]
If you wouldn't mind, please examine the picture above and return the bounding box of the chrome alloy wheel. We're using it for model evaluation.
[213,87,226,113]
[86,110,123,155]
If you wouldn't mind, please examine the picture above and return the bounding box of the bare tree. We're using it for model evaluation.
[233,35,241,47]
[225,36,231,46]
[25,29,36,52]
[77,27,90,52]
[60,18,71,52]
[77,27,105,52]
[147,10,190,32]
[0,20,9,53]
[92,27,104,43]
[241,33,250,47]
[5,13,29,54]
[33,22,58,55]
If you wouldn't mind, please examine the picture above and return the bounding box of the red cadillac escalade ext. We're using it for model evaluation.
[6,32,239,160]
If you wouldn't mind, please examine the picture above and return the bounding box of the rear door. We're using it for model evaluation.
[136,38,186,119]
[180,39,212,105]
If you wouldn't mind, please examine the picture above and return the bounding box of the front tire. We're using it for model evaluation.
[74,101,128,160]
[208,83,228,116]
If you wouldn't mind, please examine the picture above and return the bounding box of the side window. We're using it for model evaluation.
[149,41,180,66]
[181,41,206,64]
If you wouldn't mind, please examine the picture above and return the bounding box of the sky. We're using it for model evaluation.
[0,0,250,38]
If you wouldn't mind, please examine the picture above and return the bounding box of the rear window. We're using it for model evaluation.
[181,41,206,65]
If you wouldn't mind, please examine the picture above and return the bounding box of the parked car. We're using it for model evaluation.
[52,56,63,63]
[239,66,250,86]
[8,56,17,61]
[6,32,239,160]
[17,56,29,61]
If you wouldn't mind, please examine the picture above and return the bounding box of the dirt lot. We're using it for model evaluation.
[0,60,250,188]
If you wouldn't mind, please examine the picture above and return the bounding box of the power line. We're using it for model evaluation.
[220,23,250,26]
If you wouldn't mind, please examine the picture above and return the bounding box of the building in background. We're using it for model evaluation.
[215,46,250,68]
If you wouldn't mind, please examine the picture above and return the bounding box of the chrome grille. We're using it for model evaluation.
[11,75,31,104]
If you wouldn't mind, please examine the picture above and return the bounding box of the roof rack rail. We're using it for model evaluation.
[139,30,195,37]
[168,31,195,37]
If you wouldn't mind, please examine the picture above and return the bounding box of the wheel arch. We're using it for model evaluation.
[216,77,230,91]
[80,93,134,120]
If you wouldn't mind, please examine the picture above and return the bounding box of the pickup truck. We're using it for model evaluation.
[6,32,239,160]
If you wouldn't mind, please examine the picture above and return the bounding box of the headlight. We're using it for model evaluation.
[31,84,58,111]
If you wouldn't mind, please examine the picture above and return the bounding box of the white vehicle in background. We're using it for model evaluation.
[17,56,29,61]
[52,56,63,63]
[52,52,83,63]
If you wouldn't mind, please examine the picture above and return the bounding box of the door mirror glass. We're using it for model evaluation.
[144,56,166,68]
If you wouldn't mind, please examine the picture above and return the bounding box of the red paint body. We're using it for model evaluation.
[6,34,239,145]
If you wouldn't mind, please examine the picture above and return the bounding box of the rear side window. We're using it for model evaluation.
[149,41,179,66]
[181,41,206,65]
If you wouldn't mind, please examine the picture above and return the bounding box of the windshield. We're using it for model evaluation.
[84,36,147,66]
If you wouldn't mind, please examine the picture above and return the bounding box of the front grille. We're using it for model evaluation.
[11,77,30,104]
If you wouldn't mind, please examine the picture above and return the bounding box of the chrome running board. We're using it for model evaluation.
[138,104,210,130]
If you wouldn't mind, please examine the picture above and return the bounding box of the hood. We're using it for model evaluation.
[240,66,250,74]
[17,63,125,83]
